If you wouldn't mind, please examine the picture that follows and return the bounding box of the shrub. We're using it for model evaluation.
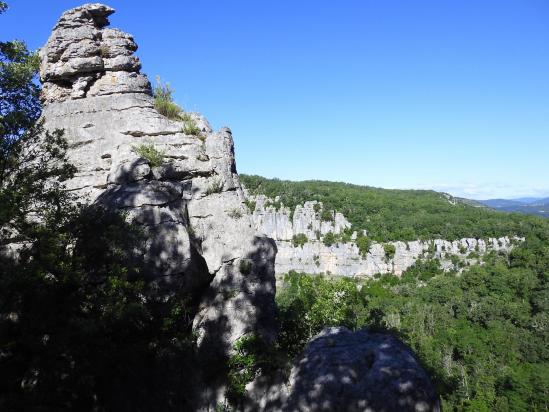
[383,243,396,259]
[292,233,308,248]
[321,209,334,222]
[182,117,202,136]
[244,199,256,212]
[226,334,277,406]
[356,235,372,257]
[205,178,223,195]
[323,231,337,247]
[153,77,183,120]
[133,143,164,167]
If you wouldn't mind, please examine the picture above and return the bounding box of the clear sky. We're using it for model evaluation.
[2,0,548,199]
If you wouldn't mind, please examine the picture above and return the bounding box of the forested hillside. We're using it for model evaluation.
[245,174,549,409]
[277,232,549,411]
[241,175,549,242]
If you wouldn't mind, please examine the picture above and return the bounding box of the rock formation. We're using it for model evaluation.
[39,4,440,409]
[247,327,440,411]
[248,195,522,277]
[39,4,277,396]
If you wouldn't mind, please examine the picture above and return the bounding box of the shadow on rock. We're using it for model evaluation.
[247,327,440,412]
[193,236,278,407]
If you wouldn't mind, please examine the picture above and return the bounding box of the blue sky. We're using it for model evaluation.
[2,0,548,199]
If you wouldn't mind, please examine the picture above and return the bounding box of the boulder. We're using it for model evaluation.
[248,327,440,412]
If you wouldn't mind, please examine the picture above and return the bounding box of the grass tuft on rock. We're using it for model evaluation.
[133,143,165,167]
[153,76,182,120]
[182,117,202,136]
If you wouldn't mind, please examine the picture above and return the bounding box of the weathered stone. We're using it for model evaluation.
[39,3,146,102]
[103,55,141,71]
[87,71,151,96]
[40,6,279,402]
[247,327,441,412]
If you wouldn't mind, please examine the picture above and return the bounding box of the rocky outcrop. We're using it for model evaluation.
[39,4,441,410]
[39,4,276,392]
[274,236,521,277]
[249,196,522,277]
[248,327,440,411]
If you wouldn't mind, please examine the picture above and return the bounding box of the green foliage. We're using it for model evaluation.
[320,208,334,222]
[0,205,199,411]
[340,227,354,243]
[0,20,197,409]
[241,175,549,242]
[264,198,283,211]
[153,78,201,135]
[292,233,308,248]
[323,231,337,247]
[133,143,165,167]
[355,234,372,256]
[400,258,443,283]
[244,199,256,212]
[182,117,202,136]
[277,272,367,358]
[205,178,224,195]
[0,24,76,249]
[276,231,549,410]
[226,334,277,406]
[153,76,183,120]
[383,243,396,259]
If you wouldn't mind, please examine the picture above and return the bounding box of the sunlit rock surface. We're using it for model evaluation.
[40,4,277,380]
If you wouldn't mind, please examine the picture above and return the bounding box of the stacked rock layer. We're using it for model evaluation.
[39,4,277,391]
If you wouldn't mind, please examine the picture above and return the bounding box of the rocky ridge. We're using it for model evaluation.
[249,195,523,277]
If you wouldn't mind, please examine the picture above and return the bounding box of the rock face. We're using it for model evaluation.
[248,327,440,411]
[39,2,277,379]
[249,195,522,277]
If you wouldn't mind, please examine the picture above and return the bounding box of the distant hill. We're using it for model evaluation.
[241,175,548,242]
[478,197,549,218]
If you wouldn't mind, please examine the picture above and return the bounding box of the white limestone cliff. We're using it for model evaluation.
[247,194,522,277]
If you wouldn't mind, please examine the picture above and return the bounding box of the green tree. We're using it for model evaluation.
[0,6,198,409]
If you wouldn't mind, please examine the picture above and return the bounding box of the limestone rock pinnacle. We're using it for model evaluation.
[39,3,149,102]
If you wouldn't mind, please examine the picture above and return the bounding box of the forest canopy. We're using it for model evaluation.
[241,174,549,242]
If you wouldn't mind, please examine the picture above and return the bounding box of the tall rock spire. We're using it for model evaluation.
[39,3,149,102]
[39,6,278,407]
